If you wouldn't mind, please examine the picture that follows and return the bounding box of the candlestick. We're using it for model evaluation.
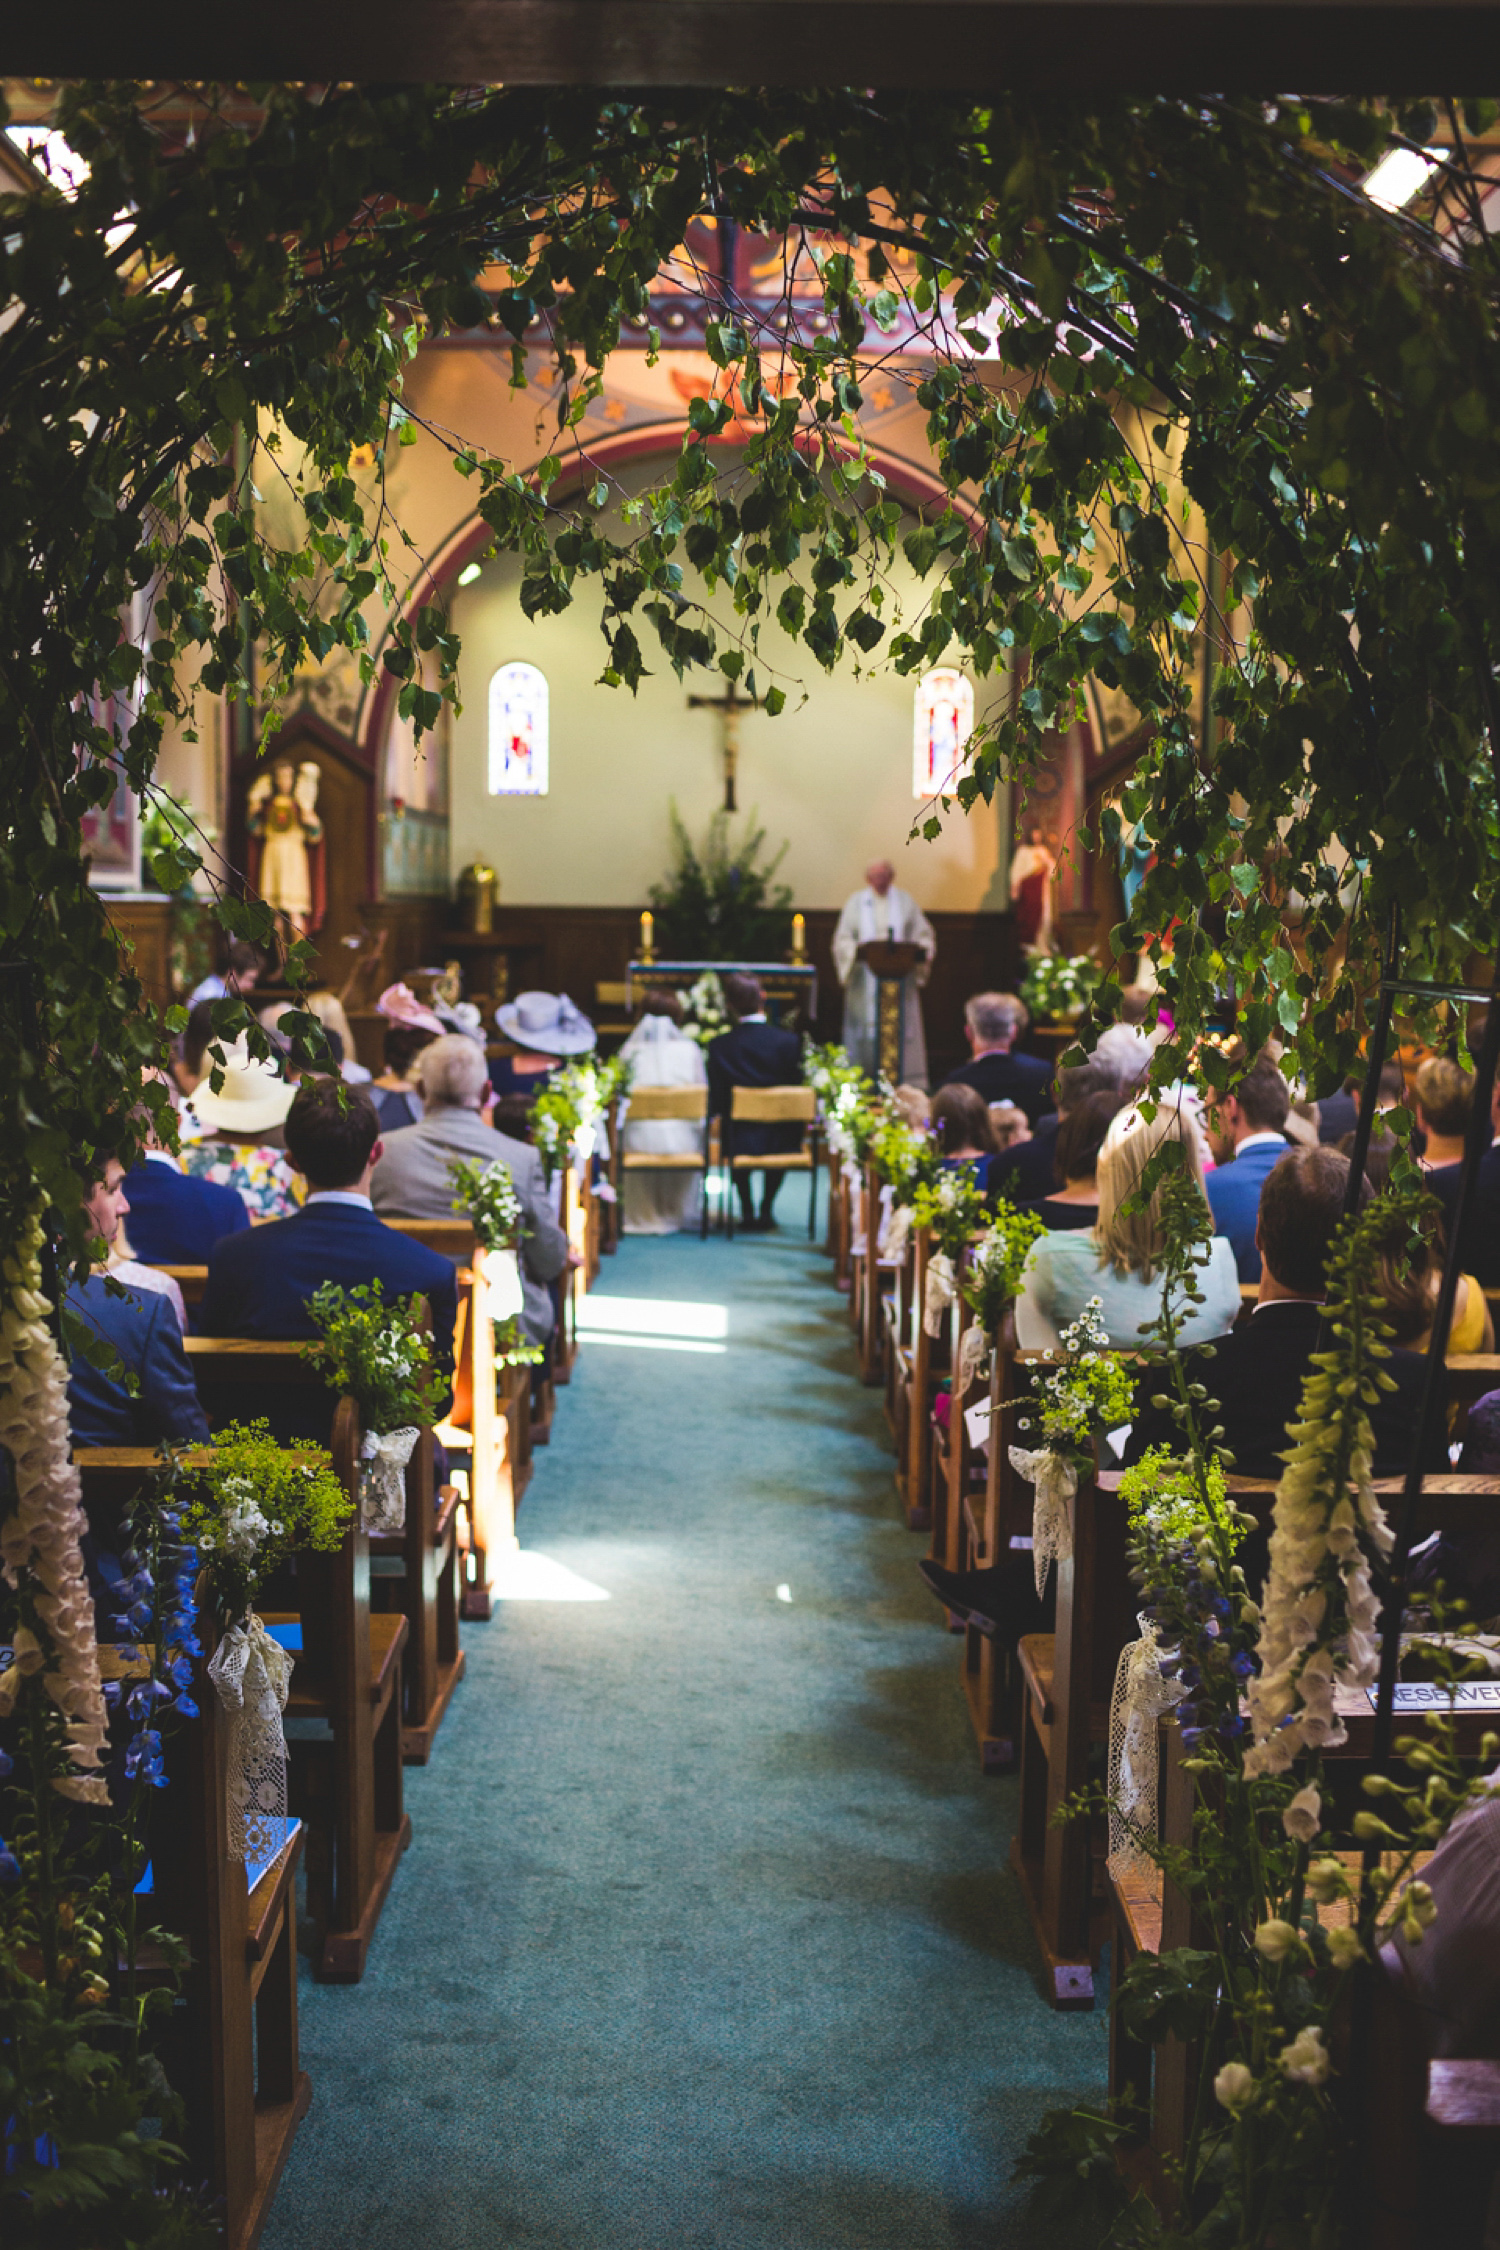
[639,909,655,964]
[790,911,807,963]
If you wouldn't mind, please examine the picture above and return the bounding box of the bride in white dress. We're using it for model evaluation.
[618,993,708,1235]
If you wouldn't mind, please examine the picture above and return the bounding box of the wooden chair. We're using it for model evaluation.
[78,1454,310,2248]
[725,1084,820,1240]
[184,1342,411,1982]
[610,1084,711,1241]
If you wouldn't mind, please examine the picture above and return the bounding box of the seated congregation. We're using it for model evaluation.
[831,997,1500,2237]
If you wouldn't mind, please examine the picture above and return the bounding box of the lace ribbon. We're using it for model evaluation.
[956,1320,989,1399]
[1009,1444,1077,1595]
[1105,1617,1186,1882]
[923,1249,957,1338]
[358,1425,419,1534]
[874,1184,898,1259]
[206,1615,294,1865]
[847,1165,866,1257]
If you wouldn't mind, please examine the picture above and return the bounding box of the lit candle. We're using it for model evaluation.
[791,912,806,962]
[639,909,655,960]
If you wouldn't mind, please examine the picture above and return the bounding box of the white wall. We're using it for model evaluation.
[447,459,1010,914]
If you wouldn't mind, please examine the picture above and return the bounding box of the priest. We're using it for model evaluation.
[832,859,937,1086]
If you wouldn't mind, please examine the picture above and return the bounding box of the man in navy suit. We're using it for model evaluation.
[67,1156,209,1448]
[122,1108,249,1265]
[200,1079,457,1377]
[708,974,804,1231]
[1203,1054,1292,1281]
[941,992,1053,1125]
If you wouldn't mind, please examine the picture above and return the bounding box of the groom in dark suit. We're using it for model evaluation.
[708,974,804,1231]
[200,1078,457,1382]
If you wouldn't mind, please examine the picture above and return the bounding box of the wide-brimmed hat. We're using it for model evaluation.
[376,981,446,1038]
[188,1045,295,1135]
[495,990,596,1056]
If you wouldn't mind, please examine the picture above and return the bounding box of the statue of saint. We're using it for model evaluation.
[247,758,325,937]
[1009,824,1057,953]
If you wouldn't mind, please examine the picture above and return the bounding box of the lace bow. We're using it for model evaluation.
[956,1321,990,1399]
[1009,1444,1077,1595]
[484,1245,525,1323]
[358,1425,419,1534]
[923,1249,957,1338]
[206,1614,294,1865]
[1105,1616,1185,1882]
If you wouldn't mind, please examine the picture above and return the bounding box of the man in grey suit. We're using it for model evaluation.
[370,1033,572,1343]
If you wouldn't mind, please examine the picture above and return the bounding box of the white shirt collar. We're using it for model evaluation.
[144,1149,181,1170]
[1236,1131,1286,1154]
[739,1013,767,1024]
[307,1189,372,1210]
[1252,1295,1322,1314]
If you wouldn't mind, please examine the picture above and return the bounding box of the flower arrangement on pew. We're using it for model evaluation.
[529,1054,631,1182]
[302,1280,448,1533]
[1009,1297,1138,1595]
[953,1198,1048,1393]
[803,1041,872,1161]
[450,1155,545,1369]
[0,1206,219,2241]
[179,1422,351,1875]
[909,1165,991,1337]
[1020,950,1102,1024]
[1016,1183,1500,2249]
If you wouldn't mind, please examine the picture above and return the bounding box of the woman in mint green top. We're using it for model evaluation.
[1015,1098,1242,1353]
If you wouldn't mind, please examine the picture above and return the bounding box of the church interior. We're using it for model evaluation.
[5,68,1500,2250]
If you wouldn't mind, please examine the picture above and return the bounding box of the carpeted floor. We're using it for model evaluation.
[261,1186,1107,2249]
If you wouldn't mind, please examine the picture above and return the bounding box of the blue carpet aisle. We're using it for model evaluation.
[261,1185,1107,2249]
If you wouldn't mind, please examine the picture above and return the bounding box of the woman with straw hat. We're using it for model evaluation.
[179,1044,304,1219]
[490,990,595,1098]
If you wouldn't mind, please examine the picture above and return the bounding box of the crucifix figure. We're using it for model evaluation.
[687,678,759,812]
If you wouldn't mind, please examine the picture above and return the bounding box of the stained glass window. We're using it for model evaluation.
[913,668,974,798]
[488,661,549,796]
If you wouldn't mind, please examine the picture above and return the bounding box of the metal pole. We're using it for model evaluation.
[1342,904,1400,1221]
[1366,963,1500,1781]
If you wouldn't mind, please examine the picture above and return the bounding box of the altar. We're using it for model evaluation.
[624,958,818,1026]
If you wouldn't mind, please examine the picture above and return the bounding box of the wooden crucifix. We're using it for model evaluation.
[687,678,759,812]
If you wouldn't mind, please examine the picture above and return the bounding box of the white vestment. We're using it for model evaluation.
[831,884,936,1087]
[618,1016,708,1234]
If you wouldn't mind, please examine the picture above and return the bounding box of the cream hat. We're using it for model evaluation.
[188,1043,295,1135]
[494,990,596,1055]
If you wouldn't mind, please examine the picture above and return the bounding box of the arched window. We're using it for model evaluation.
[913,668,974,798]
[488,661,549,796]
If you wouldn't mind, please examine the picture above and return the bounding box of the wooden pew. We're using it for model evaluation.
[827,1150,852,1287]
[372,1422,464,1765]
[152,1262,208,1307]
[956,1317,1042,1773]
[185,1343,411,1982]
[896,1226,950,1537]
[854,1163,902,1389]
[78,1453,310,2249]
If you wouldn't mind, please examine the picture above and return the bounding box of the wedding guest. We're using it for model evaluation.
[1203,1053,1293,1280]
[187,939,263,1010]
[1374,1203,1492,1358]
[491,989,595,1097]
[928,1083,1001,1194]
[618,992,708,1235]
[120,1097,248,1265]
[66,1155,208,1447]
[179,1045,304,1219]
[370,982,446,1132]
[1022,1087,1125,1231]
[200,1078,458,1373]
[370,1033,570,1345]
[941,992,1053,1124]
[1015,1099,1241,1352]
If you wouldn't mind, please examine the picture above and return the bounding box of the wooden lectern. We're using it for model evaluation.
[857,939,927,1082]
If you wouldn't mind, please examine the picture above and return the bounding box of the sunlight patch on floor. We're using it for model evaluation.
[578,1295,729,1352]
[489,1549,611,1602]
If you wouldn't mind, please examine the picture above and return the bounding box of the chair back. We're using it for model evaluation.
[731,1084,815,1123]
[624,1085,708,1124]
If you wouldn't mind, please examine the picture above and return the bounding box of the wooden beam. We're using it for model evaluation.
[11,3,1500,90]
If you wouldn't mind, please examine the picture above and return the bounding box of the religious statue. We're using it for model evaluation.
[247,758,325,937]
[1008,824,1057,953]
[832,859,937,1087]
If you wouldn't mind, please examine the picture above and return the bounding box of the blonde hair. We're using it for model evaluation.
[1093,1100,1210,1283]
[304,988,357,1060]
